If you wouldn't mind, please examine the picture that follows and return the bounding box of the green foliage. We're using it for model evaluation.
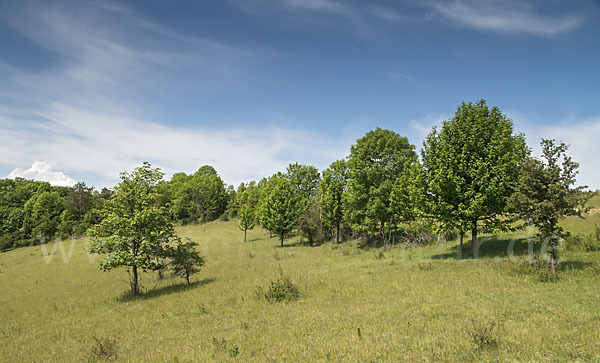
[88,162,175,295]
[421,100,529,256]
[168,237,205,285]
[238,204,255,242]
[170,166,229,223]
[0,178,107,249]
[509,139,590,270]
[65,182,94,218]
[319,159,347,242]
[236,182,259,242]
[285,162,320,211]
[566,225,600,251]
[509,139,589,243]
[344,128,418,244]
[258,176,301,246]
[297,200,324,245]
[28,190,65,239]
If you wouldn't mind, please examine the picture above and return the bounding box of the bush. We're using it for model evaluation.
[465,317,501,350]
[256,268,300,302]
[510,257,561,283]
[297,203,324,245]
[85,334,119,361]
[395,220,437,247]
[0,234,13,251]
[566,225,600,251]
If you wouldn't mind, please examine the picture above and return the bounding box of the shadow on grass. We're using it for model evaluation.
[117,277,216,302]
[432,237,534,260]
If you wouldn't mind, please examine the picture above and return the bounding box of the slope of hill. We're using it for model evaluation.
[1,215,599,361]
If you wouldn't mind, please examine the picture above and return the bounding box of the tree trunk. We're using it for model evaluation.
[244,228,247,243]
[380,221,385,245]
[132,265,139,295]
[550,245,557,274]
[471,224,478,258]
[280,231,284,247]
[458,231,464,259]
[186,273,190,286]
[336,223,340,243]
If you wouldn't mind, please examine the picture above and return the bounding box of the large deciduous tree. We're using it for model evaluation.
[88,162,175,295]
[421,100,529,257]
[344,128,418,244]
[509,139,590,272]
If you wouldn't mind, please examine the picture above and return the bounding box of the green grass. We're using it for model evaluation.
[1,216,600,361]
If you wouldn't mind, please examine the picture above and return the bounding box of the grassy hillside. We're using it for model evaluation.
[1,213,600,361]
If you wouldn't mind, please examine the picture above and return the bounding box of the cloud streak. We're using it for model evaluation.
[427,0,583,36]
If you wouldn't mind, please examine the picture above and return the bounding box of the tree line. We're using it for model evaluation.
[1,99,590,292]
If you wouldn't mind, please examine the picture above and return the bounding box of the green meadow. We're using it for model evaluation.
[1,201,600,362]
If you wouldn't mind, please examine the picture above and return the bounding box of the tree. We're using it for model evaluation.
[238,204,255,242]
[421,100,529,257]
[297,199,324,245]
[390,162,422,226]
[319,160,347,242]
[169,237,205,285]
[509,139,590,272]
[344,128,418,244]
[171,166,229,223]
[285,163,320,209]
[28,190,65,240]
[66,182,94,218]
[88,162,175,295]
[259,177,301,246]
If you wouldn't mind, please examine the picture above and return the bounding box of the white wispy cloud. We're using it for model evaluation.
[8,161,76,187]
[368,5,409,23]
[0,104,350,188]
[427,0,583,36]
[0,0,345,187]
[408,113,449,143]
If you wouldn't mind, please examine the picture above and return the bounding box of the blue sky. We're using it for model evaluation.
[1,0,599,189]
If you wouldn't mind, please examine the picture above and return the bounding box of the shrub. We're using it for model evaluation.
[465,317,500,350]
[256,268,300,302]
[297,203,324,245]
[0,234,12,252]
[85,334,119,361]
[566,225,600,251]
[511,257,561,283]
[396,221,437,247]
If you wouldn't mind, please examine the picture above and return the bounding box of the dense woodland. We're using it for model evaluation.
[1,100,593,259]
